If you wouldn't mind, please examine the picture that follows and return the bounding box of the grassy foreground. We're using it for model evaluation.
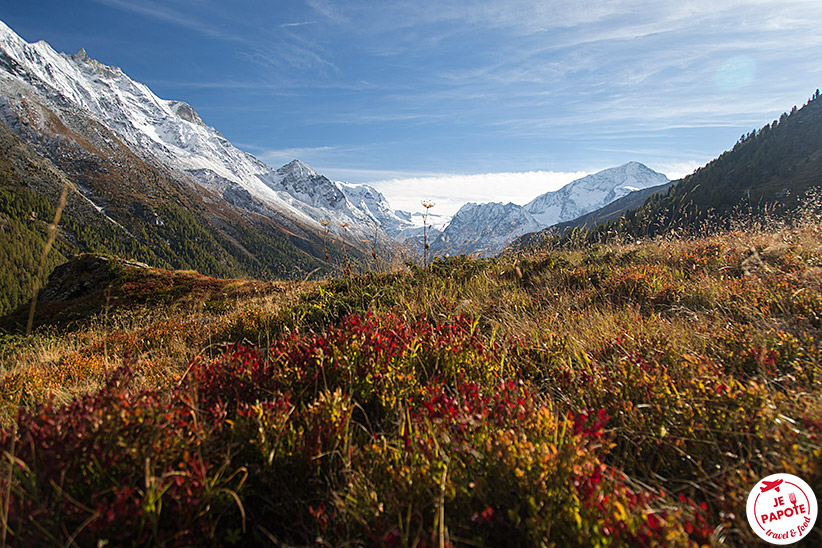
[1,223,821,546]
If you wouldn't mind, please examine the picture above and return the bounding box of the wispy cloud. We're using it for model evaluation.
[279,21,317,28]
[95,0,339,85]
[238,43,339,82]
[306,0,350,24]
[93,0,248,43]
[234,21,341,84]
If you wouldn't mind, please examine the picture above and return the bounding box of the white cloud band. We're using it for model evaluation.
[367,170,591,216]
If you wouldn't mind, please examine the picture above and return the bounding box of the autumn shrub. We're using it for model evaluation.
[0,312,717,547]
[0,367,247,547]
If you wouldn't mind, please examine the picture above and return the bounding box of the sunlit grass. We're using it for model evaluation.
[1,222,821,546]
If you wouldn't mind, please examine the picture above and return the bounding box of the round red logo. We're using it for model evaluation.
[747,473,818,544]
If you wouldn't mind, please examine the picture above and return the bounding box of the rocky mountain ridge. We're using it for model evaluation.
[0,19,389,244]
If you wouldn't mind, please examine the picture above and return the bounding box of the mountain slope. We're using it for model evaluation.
[0,19,383,243]
[0,19,396,314]
[0,98,336,314]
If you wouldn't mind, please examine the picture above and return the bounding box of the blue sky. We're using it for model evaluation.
[2,1,821,214]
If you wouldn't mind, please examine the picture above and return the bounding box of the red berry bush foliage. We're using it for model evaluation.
[1,313,713,547]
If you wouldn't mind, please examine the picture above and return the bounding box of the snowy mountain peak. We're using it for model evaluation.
[568,162,664,190]
[71,48,91,62]
[279,159,318,179]
[599,161,661,179]
[430,163,669,257]
[268,159,355,217]
[338,182,389,212]
[70,48,124,79]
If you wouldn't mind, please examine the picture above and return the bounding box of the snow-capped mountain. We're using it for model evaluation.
[275,160,345,211]
[524,162,669,226]
[0,19,380,242]
[336,182,419,239]
[431,163,669,257]
[431,202,540,257]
